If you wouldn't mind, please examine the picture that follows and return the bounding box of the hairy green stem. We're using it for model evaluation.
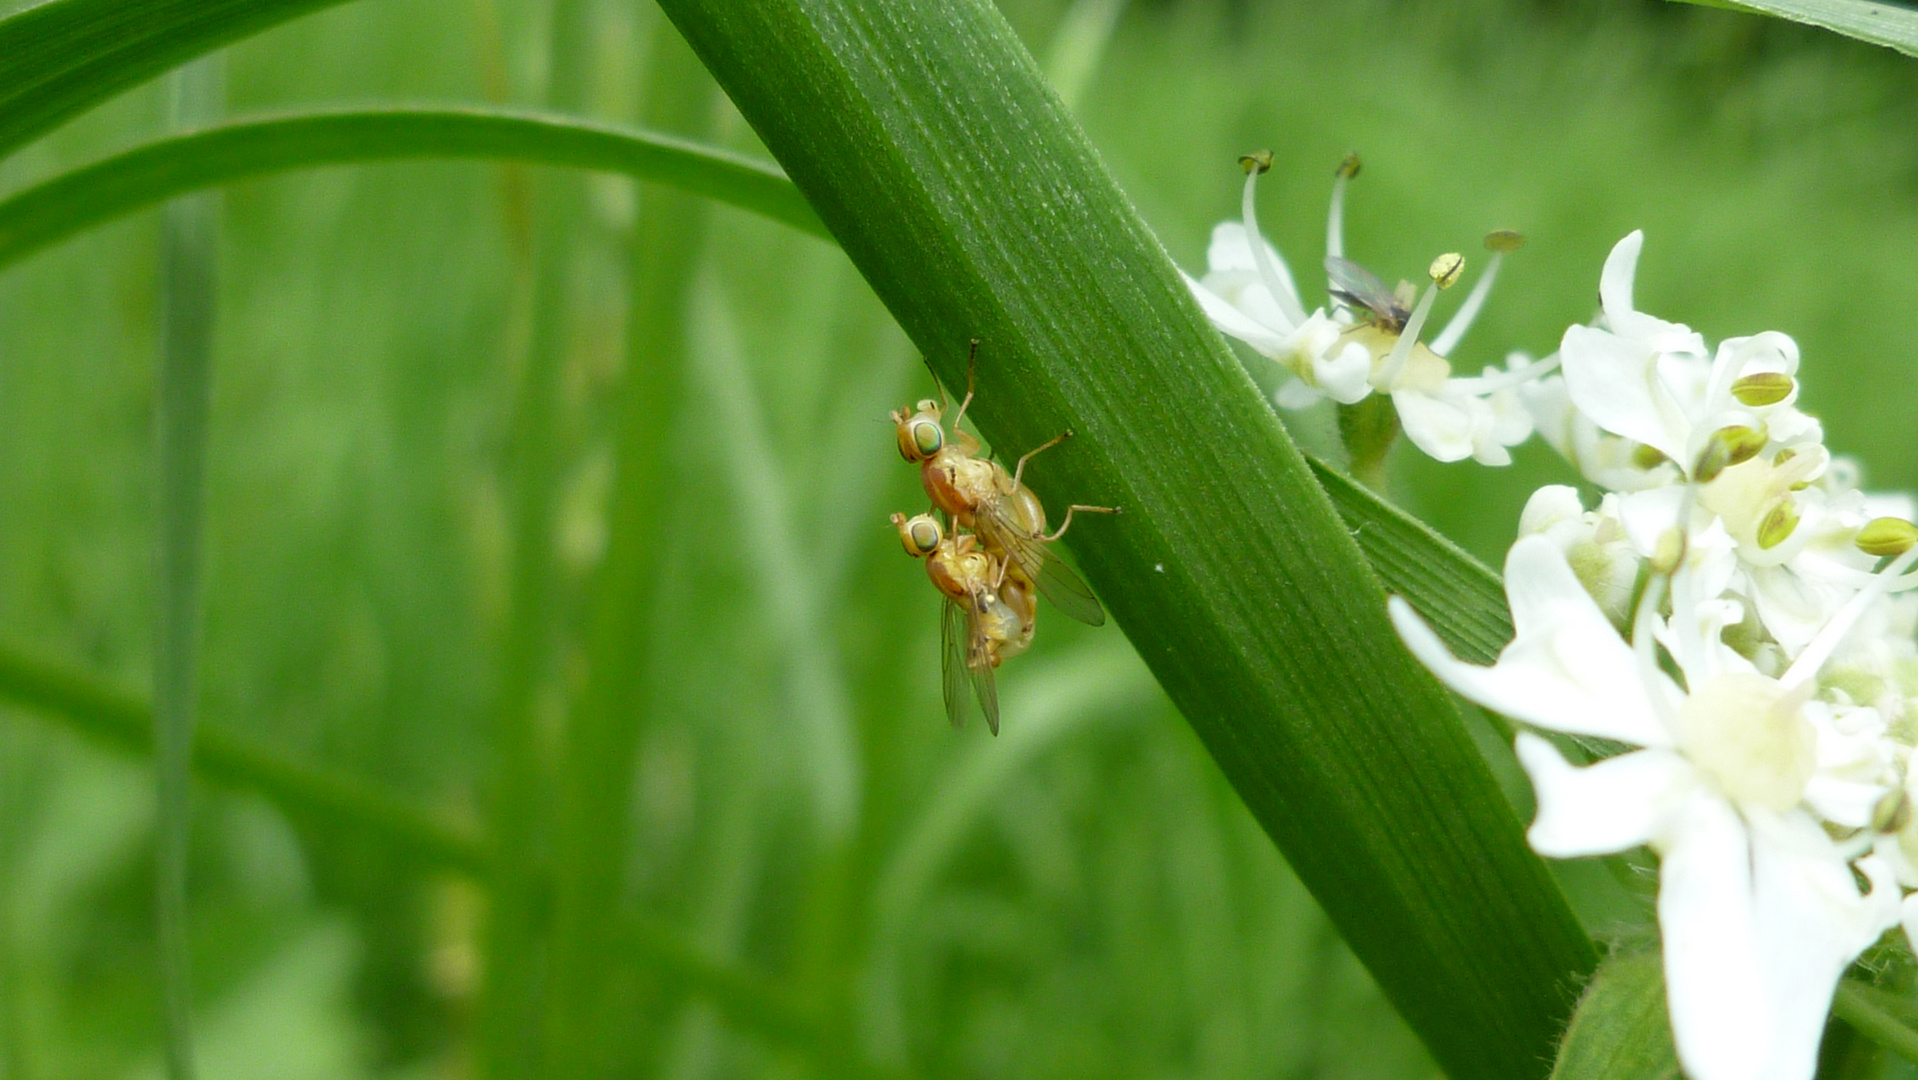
[1834,982,1918,1066]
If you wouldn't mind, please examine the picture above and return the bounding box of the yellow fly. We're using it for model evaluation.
[890,341,1116,627]
[891,512,1036,735]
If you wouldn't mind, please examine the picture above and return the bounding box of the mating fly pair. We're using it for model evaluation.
[889,342,1115,735]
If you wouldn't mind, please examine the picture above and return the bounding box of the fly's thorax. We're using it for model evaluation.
[924,451,999,519]
[925,540,992,601]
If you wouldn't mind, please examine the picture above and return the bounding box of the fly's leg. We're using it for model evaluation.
[1042,504,1120,543]
[1011,430,1071,487]
[950,339,979,430]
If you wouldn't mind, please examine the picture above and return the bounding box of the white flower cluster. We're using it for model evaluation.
[1377,231,1918,1080]
[1186,154,1553,466]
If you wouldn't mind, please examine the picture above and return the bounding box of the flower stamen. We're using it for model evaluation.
[1431,230,1524,356]
[1326,152,1360,263]
[1237,150,1308,328]
[1379,253,1462,387]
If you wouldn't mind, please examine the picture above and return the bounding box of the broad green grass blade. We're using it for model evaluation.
[1310,458,1512,665]
[1548,951,1679,1080]
[653,2,1595,1078]
[0,636,484,873]
[1042,0,1129,111]
[152,54,221,1080]
[0,0,354,160]
[1668,0,1918,57]
[0,108,824,272]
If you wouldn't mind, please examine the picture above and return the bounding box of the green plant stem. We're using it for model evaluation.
[0,637,484,873]
[1337,395,1402,492]
[153,54,222,1080]
[651,2,1595,1077]
[0,108,824,273]
[1834,982,1918,1066]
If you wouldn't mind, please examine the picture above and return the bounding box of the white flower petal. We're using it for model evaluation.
[1598,230,1645,327]
[1392,388,1476,464]
[1519,485,1586,538]
[1515,735,1692,856]
[1184,271,1289,355]
[1561,324,1687,463]
[1388,537,1672,746]
[1746,821,1900,1080]
[1274,378,1324,411]
[1314,342,1373,405]
[1901,890,1918,957]
[1206,221,1301,305]
[1658,791,1768,1080]
[1615,486,1687,558]
[1863,490,1917,523]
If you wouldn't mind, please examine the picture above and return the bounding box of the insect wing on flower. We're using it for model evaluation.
[1325,255,1409,332]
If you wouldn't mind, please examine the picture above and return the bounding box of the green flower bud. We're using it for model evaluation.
[1874,789,1912,835]
[1757,501,1800,550]
[1730,371,1794,407]
[1692,425,1767,483]
[1856,517,1918,558]
[1652,528,1687,575]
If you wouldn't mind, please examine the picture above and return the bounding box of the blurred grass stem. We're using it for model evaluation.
[544,18,720,1079]
[153,53,222,1080]
[0,109,824,272]
[0,634,922,1073]
[1042,0,1129,111]
[696,284,862,840]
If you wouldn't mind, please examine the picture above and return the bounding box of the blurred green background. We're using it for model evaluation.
[2,0,1917,1076]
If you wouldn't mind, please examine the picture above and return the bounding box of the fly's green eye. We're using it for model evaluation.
[908,519,942,555]
[911,419,943,457]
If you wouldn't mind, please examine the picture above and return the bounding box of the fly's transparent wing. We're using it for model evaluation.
[964,596,1001,736]
[940,596,970,729]
[1324,255,1406,329]
[974,501,1105,626]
